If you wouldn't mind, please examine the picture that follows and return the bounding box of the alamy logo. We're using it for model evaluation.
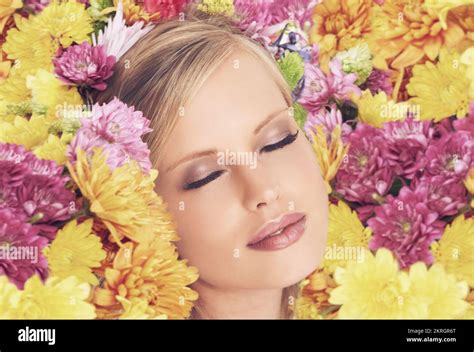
[18,326,56,345]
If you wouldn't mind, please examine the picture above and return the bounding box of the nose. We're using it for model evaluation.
[238,165,280,212]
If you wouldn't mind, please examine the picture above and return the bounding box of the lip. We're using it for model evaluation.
[247,212,306,251]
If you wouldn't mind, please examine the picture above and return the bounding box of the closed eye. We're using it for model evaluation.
[260,130,299,153]
[183,170,225,190]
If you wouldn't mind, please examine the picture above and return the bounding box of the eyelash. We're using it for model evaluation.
[183,130,299,190]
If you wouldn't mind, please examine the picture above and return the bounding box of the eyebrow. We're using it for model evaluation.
[164,106,290,173]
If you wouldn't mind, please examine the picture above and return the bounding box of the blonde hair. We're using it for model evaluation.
[95,8,297,319]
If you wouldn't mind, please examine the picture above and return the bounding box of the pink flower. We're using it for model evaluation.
[0,143,76,239]
[424,131,474,182]
[335,123,394,204]
[235,0,317,33]
[383,118,433,179]
[68,97,152,173]
[144,0,189,19]
[23,0,50,13]
[304,105,352,141]
[411,176,469,217]
[360,68,393,96]
[298,59,360,114]
[453,102,474,139]
[0,209,48,289]
[368,186,445,268]
[54,41,116,91]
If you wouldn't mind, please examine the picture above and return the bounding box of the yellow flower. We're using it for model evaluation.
[294,296,323,320]
[368,0,468,70]
[0,0,22,33]
[0,276,21,319]
[67,148,179,244]
[329,249,426,319]
[93,238,198,319]
[465,168,474,207]
[117,296,168,319]
[423,0,474,30]
[431,215,474,287]
[310,125,349,194]
[3,1,93,71]
[309,0,376,71]
[0,114,50,149]
[13,275,96,319]
[44,219,107,286]
[407,49,471,121]
[448,4,474,52]
[408,262,469,319]
[33,134,69,165]
[115,0,160,25]
[197,0,234,16]
[322,201,372,273]
[355,90,413,127]
[26,69,83,119]
[299,269,339,319]
[460,46,474,99]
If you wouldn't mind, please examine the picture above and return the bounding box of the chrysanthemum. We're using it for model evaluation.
[355,90,412,128]
[466,168,474,207]
[369,0,468,69]
[424,130,474,182]
[383,117,433,179]
[368,186,445,268]
[310,124,349,194]
[93,238,198,319]
[408,262,469,319]
[309,0,377,70]
[299,269,339,319]
[44,219,106,285]
[360,68,393,96]
[67,148,178,244]
[431,215,474,287]
[143,0,189,20]
[335,123,394,204]
[92,0,154,61]
[0,276,21,318]
[329,249,425,319]
[322,201,372,273]
[304,105,352,141]
[68,97,152,173]
[299,60,360,114]
[0,209,49,289]
[33,134,68,165]
[3,0,93,71]
[197,0,234,16]
[335,43,373,85]
[116,0,160,25]
[411,175,469,217]
[13,275,96,319]
[407,50,471,121]
[53,41,116,91]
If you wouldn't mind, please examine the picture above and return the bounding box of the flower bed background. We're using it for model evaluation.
[0,0,473,319]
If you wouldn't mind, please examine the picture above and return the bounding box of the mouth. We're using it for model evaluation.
[247,212,306,251]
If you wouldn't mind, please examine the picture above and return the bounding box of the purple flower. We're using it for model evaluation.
[424,131,474,182]
[234,0,318,36]
[453,102,474,139]
[383,118,433,179]
[367,186,445,268]
[68,97,152,173]
[53,41,116,91]
[0,209,48,289]
[360,68,393,96]
[298,59,360,114]
[304,105,352,141]
[411,175,468,217]
[335,123,394,204]
[0,143,77,239]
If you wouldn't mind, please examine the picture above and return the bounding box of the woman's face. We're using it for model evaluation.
[155,50,328,290]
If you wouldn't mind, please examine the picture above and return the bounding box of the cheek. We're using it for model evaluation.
[162,187,244,285]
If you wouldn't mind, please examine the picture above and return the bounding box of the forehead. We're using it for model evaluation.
[158,50,288,168]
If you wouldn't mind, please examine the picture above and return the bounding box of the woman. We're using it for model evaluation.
[96,10,328,319]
